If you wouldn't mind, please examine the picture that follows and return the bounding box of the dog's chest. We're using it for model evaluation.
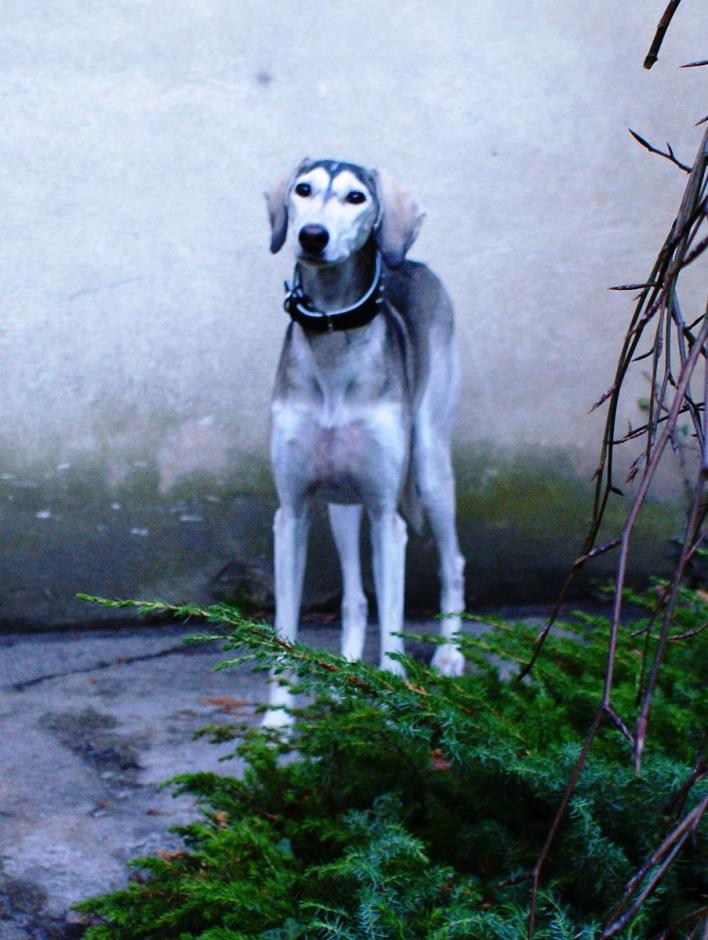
[274,396,405,490]
[271,328,409,501]
[272,348,410,502]
[312,416,369,477]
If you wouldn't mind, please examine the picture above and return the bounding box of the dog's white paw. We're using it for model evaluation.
[431,643,465,677]
[261,706,294,730]
[341,631,366,663]
[262,684,295,729]
[381,653,406,677]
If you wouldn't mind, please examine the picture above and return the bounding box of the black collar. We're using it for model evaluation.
[283,253,385,332]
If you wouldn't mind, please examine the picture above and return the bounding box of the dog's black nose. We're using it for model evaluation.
[298,224,330,254]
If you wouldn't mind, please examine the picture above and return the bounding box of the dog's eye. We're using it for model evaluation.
[294,182,312,197]
[346,190,366,205]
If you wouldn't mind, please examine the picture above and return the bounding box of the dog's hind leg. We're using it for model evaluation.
[264,501,310,727]
[368,508,408,675]
[415,434,466,678]
[328,503,368,661]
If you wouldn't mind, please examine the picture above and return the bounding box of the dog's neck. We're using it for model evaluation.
[296,240,377,313]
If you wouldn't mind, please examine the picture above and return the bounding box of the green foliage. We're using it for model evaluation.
[76,590,707,939]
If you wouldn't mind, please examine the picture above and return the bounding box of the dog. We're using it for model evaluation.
[264,158,465,725]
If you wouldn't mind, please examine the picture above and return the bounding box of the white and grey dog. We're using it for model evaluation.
[264,158,465,724]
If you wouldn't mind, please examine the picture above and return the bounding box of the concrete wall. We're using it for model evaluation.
[1,1,705,625]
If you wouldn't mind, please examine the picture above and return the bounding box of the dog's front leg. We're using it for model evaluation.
[264,502,310,727]
[328,503,368,661]
[369,508,407,675]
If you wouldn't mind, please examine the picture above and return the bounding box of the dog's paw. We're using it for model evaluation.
[261,706,294,730]
[431,643,465,678]
[341,632,366,663]
[261,686,294,730]
[380,653,407,677]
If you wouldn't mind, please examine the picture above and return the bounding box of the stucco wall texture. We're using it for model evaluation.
[1,1,705,624]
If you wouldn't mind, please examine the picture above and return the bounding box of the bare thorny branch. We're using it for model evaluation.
[526,12,708,935]
[628,128,692,173]
[601,795,708,938]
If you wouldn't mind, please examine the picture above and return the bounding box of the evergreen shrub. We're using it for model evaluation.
[77,586,707,938]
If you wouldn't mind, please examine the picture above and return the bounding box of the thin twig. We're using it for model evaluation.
[527,710,605,937]
[647,906,708,940]
[662,730,707,816]
[633,476,706,770]
[644,0,683,70]
[523,130,708,686]
[629,129,692,172]
[600,795,708,937]
[609,282,658,291]
[668,620,708,640]
[527,123,708,937]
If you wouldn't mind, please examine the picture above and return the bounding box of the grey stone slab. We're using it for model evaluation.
[0,615,527,933]
[0,625,265,934]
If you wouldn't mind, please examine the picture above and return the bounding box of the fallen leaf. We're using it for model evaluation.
[200,696,252,713]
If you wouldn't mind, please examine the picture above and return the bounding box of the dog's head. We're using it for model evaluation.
[265,158,424,269]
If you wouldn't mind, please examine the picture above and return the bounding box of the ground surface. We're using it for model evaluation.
[0,618,446,938]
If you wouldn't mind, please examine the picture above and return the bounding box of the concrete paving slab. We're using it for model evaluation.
[0,623,271,937]
[0,619,394,937]
[0,616,505,937]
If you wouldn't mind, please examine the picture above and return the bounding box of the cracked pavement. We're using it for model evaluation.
[0,623,276,938]
[0,617,490,937]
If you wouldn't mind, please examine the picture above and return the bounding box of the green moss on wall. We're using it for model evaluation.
[0,444,687,627]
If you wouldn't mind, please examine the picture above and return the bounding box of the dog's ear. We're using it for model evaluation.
[264,171,291,254]
[372,169,425,269]
[264,158,310,254]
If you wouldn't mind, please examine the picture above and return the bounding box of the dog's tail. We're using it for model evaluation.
[399,462,424,535]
